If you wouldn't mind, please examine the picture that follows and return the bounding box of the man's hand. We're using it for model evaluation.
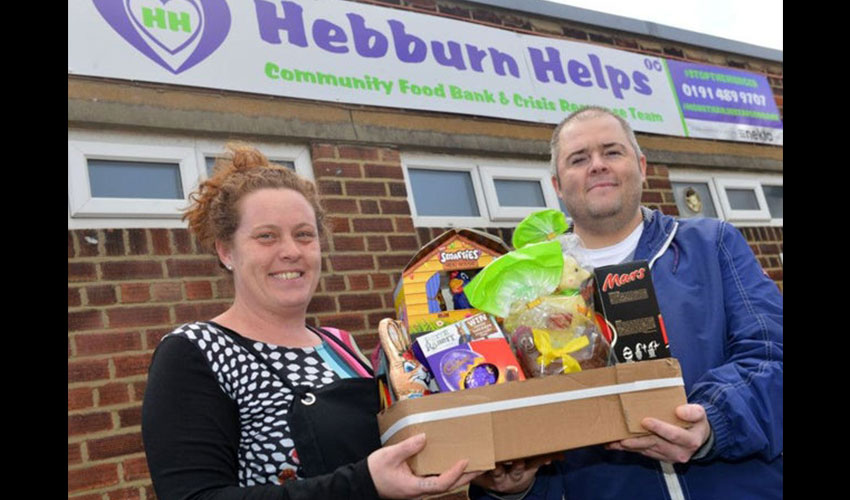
[606,404,711,463]
[367,433,482,499]
[472,453,562,495]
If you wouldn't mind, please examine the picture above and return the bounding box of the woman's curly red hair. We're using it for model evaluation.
[182,142,327,253]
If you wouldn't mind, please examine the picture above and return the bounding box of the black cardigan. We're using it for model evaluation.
[141,335,380,500]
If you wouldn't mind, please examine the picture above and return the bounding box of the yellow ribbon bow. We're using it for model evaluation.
[532,328,589,374]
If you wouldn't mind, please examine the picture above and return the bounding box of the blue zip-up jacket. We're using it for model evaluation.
[471,208,783,500]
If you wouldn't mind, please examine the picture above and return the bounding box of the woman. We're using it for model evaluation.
[142,143,478,499]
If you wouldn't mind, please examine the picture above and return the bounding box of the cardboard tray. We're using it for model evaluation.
[376,357,688,474]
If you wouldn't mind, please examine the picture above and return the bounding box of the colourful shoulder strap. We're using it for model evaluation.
[310,326,374,379]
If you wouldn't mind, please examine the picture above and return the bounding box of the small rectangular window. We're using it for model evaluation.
[725,188,760,211]
[713,178,771,222]
[68,138,199,221]
[408,168,481,217]
[88,159,184,199]
[762,185,783,219]
[479,164,562,222]
[205,157,217,178]
[205,156,296,178]
[493,179,546,207]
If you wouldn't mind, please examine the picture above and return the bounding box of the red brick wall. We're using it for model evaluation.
[69,229,230,499]
[642,164,679,216]
[740,226,784,292]
[309,144,409,348]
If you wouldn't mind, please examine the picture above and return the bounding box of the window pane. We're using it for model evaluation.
[88,159,183,199]
[408,168,480,216]
[493,179,546,207]
[206,156,295,177]
[763,185,783,218]
[726,188,760,210]
[672,182,717,218]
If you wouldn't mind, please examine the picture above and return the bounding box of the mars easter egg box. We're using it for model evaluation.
[592,260,671,364]
[412,313,525,392]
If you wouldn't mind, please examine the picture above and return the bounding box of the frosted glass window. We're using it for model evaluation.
[726,188,760,210]
[672,182,717,218]
[763,185,783,218]
[408,169,480,216]
[494,179,546,207]
[205,156,294,177]
[88,159,183,199]
[205,157,217,177]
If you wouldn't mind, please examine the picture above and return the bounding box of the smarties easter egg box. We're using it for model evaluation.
[391,229,510,336]
[376,357,688,475]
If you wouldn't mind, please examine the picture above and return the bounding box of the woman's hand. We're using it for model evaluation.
[367,433,482,499]
[471,453,562,495]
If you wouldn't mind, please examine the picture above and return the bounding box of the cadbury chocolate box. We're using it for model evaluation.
[412,313,525,392]
[592,260,671,363]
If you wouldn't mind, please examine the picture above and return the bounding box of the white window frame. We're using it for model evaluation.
[402,154,491,228]
[401,153,559,228]
[69,130,312,229]
[669,169,782,227]
[714,177,771,223]
[68,139,200,220]
[479,164,562,221]
[759,177,783,226]
[196,140,314,181]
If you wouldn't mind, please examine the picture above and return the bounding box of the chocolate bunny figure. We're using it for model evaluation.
[378,318,433,400]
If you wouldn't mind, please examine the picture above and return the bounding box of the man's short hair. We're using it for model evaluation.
[549,106,643,175]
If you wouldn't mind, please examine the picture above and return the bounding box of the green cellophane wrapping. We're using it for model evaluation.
[511,209,569,249]
[464,240,564,319]
[465,237,612,378]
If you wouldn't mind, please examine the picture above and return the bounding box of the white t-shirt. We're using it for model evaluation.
[578,222,644,268]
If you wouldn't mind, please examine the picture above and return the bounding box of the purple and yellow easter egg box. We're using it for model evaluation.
[412,313,526,392]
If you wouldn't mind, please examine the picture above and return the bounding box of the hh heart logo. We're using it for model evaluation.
[93,0,231,74]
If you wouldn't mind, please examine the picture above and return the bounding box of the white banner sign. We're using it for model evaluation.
[69,0,782,144]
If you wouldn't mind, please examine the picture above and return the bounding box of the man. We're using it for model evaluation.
[470,107,782,499]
